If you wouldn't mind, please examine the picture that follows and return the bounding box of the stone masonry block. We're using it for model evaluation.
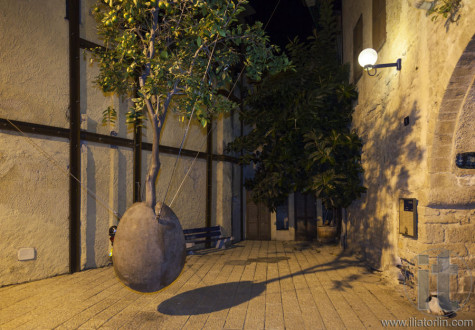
[465,36,475,52]
[457,53,475,68]
[432,134,453,145]
[424,207,441,217]
[451,293,471,310]
[423,214,458,224]
[439,99,463,113]
[429,188,474,206]
[426,275,463,296]
[468,243,475,256]
[429,173,453,188]
[446,225,475,244]
[420,224,445,243]
[435,120,457,136]
[427,243,469,257]
[431,145,453,159]
[466,256,475,270]
[450,276,459,294]
[428,157,451,173]
[463,276,474,293]
[443,87,467,101]
[438,112,459,121]
[455,212,471,225]
[447,70,475,86]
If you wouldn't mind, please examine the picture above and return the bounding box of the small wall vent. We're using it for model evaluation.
[18,248,36,261]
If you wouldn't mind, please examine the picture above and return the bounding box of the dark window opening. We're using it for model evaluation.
[372,0,386,51]
[276,202,289,230]
[353,15,363,82]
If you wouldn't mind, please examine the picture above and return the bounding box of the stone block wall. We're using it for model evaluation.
[342,0,475,307]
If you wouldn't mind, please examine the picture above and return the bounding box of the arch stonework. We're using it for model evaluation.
[428,34,475,207]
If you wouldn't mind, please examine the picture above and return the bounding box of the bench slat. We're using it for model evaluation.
[183,226,221,234]
[186,236,233,250]
[186,237,228,245]
[184,225,232,252]
[184,231,221,240]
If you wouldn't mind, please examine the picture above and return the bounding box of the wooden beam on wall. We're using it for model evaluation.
[68,0,81,274]
[0,118,70,139]
[0,118,239,163]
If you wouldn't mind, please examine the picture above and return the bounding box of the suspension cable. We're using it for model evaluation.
[3,0,282,222]
[4,118,121,219]
[168,0,282,208]
[156,4,227,218]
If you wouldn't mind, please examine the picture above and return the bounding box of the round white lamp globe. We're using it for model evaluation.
[358,48,378,68]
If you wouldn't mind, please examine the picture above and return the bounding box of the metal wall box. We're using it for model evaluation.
[399,198,417,237]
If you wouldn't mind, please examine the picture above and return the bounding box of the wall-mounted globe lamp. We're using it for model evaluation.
[358,48,402,76]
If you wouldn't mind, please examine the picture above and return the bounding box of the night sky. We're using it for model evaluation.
[249,0,316,48]
[248,0,342,49]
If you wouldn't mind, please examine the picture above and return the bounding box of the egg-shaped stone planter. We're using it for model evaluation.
[112,202,186,293]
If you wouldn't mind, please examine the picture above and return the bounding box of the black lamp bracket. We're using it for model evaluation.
[364,58,402,76]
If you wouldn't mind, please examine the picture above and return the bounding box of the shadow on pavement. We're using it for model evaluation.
[157,247,377,315]
[157,281,266,315]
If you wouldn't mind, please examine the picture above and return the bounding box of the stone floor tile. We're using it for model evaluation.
[1,241,474,329]
[264,303,284,329]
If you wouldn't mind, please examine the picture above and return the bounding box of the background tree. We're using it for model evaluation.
[304,130,365,225]
[92,0,289,212]
[227,0,364,212]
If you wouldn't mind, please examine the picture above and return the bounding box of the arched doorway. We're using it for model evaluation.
[428,34,475,207]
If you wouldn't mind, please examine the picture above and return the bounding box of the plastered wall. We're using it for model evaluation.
[342,0,475,300]
[0,0,239,286]
[0,0,69,127]
[0,0,70,287]
[0,134,69,286]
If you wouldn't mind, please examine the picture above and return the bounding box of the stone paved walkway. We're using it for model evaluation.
[0,241,473,329]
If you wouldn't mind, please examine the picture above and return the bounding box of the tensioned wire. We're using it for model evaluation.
[158,0,281,215]
[167,0,282,208]
[156,30,221,220]
[4,0,282,223]
[4,118,122,219]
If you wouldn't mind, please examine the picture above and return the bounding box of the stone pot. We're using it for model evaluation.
[112,202,186,293]
[317,225,338,243]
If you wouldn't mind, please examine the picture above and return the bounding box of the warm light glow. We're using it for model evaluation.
[358,48,378,67]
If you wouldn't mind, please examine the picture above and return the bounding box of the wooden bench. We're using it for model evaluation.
[183,226,233,253]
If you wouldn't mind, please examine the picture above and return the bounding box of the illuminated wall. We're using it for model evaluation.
[0,0,240,286]
[342,0,475,303]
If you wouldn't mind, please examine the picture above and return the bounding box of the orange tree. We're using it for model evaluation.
[91,0,289,212]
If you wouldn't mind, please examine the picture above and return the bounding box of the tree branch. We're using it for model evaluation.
[143,6,161,209]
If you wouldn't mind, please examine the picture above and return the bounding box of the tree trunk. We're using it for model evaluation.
[145,115,161,211]
[340,208,347,249]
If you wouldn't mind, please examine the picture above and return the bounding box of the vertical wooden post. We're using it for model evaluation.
[206,121,213,228]
[68,0,81,273]
[133,123,142,202]
[239,77,245,241]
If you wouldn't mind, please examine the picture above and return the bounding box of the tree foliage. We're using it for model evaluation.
[93,0,288,126]
[91,0,289,209]
[227,0,365,211]
[304,130,365,210]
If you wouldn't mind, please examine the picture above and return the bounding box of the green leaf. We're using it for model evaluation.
[101,106,117,126]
